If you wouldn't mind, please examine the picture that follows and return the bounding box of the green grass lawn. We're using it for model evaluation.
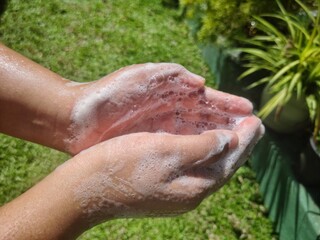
[0,0,276,239]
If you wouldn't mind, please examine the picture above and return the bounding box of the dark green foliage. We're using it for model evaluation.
[180,0,316,47]
[0,0,8,17]
[180,0,278,46]
[238,0,320,141]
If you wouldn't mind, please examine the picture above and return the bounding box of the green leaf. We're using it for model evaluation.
[259,88,287,119]
[295,0,316,23]
[238,67,262,80]
[301,48,320,62]
[276,0,296,38]
[252,36,278,42]
[269,60,300,84]
[269,74,293,91]
[310,62,320,79]
[262,13,310,41]
[247,77,271,89]
[238,38,268,48]
[253,15,286,41]
[239,48,276,65]
[306,94,317,121]
[297,80,303,99]
[288,72,302,92]
[244,63,275,72]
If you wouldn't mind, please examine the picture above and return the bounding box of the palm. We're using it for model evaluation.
[67,63,254,154]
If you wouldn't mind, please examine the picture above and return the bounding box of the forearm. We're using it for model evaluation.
[0,157,95,240]
[0,43,76,152]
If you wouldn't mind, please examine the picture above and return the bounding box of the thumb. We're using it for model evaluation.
[173,130,238,168]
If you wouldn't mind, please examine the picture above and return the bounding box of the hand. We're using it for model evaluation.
[69,115,263,226]
[0,113,263,240]
[0,44,256,155]
[66,63,254,154]
[0,116,262,240]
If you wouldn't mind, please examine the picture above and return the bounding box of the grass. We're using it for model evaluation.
[0,0,276,239]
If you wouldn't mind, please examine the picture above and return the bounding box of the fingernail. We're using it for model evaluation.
[189,72,205,82]
[184,71,205,85]
[219,131,239,149]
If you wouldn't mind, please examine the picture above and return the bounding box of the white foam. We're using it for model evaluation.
[129,150,181,195]
[201,118,264,193]
[65,81,89,87]
[67,64,174,152]
[72,115,263,221]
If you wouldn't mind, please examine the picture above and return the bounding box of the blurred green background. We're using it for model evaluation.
[0,0,275,239]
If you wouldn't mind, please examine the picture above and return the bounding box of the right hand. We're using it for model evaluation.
[69,115,263,226]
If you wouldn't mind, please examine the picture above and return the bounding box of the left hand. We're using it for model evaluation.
[65,63,254,154]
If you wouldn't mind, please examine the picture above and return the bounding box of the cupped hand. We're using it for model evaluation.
[65,63,254,155]
[69,116,263,226]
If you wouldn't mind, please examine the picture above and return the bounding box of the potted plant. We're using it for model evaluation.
[180,0,281,46]
[180,0,299,101]
[295,86,320,186]
[238,0,320,133]
[238,0,320,184]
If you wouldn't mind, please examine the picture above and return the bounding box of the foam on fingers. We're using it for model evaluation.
[66,62,259,159]
[204,87,253,115]
[72,113,264,223]
[182,115,264,194]
[178,130,239,167]
[234,115,263,148]
[231,117,265,169]
[217,115,262,172]
[201,129,239,149]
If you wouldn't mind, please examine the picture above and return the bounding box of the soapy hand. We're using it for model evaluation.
[71,116,263,225]
[66,63,255,155]
[0,45,266,240]
[63,62,264,228]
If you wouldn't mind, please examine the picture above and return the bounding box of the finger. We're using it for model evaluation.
[231,116,264,169]
[169,129,239,168]
[113,63,205,87]
[178,67,205,86]
[204,87,253,116]
[167,116,264,201]
[146,63,205,86]
[180,115,263,196]
[171,108,239,133]
[213,115,263,174]
[234,115,263,147]
[154,63,205,91]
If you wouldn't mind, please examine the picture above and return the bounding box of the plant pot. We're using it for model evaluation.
[260,86,310,134]
[293,137,320,186]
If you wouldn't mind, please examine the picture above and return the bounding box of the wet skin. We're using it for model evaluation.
[67,63,256,155]
[62,63,264,227]
[0,44,264,240]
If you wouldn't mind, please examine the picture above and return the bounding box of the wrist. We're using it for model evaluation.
[35,79,89,154]
[49,80,83,154]
[26,78,81,154]
[62,148,117,226]
[0,155,91,239]
[62,79,116,155]
[0,43,86,154]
